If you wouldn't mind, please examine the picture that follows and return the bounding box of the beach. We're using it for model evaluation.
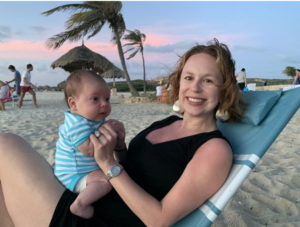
[1,92,300,226]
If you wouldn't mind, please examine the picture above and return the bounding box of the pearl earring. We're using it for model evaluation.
[173,100,183,114]
[216,109,229,122]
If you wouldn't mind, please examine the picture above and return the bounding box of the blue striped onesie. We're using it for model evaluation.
[54,111,105,192]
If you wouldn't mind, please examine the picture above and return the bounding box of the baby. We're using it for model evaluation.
[54,70,113,218]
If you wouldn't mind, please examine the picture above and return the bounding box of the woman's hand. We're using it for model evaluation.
[106,119,126,150]
[90,122,118,166]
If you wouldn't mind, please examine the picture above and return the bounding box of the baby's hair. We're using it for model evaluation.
[64,70,107,108]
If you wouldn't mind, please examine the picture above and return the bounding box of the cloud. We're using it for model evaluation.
[0,25,12,39]
[145,40,197,53]
[276,54,300,64]
[0,25,11,34]
[35,63,49,72]
[232,45,265,52]
[30,26,48,34]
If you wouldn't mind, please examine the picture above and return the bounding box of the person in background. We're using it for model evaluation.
[156,82,162,103]
[293,69,300,85]
[236,68,247,91]
[18,64,38,108]
[264,80,268,86]
[7,65,21,97]
[0,80,9,111]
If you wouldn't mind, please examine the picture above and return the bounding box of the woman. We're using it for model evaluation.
[0,38,244,227]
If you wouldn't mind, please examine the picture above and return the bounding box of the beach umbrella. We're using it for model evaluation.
[51,42,114,75]
[101,65,125,87]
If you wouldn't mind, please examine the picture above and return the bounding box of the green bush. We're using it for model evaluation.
[107,80,157,92]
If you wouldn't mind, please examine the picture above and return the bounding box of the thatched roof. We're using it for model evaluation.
[101,65,125,79]
[57,80,66,88]
[51,43,114,75]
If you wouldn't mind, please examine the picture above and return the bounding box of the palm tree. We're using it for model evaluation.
[123,29,147,94]
[282,66,296,79]
[42,1,139,96]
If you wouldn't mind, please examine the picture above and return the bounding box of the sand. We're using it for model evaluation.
[1,92,300,226]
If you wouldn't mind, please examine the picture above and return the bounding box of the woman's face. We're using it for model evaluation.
[179,53,223,118]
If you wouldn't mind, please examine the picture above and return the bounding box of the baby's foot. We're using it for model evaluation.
[70,202,94,219]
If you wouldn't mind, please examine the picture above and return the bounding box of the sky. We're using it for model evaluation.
[1,1,300,86]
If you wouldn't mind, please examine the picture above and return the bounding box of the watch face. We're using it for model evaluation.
[111,166,121,176]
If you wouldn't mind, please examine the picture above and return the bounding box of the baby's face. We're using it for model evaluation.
[71,78,111,122]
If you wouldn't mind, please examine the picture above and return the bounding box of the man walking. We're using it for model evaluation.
[18,64,38,108]
[7,65,21,97]
[236,68,247,91]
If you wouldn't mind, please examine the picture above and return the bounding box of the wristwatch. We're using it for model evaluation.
[105,164,124,181]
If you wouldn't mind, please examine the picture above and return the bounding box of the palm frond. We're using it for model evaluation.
[46,20,99,49]
[126,49,139,60]
[122,42,138,47]
[87,23,105,39]
[66,11,105,30]
[140,33,146,42]
[41,3,95,16]
[123,46,136,54]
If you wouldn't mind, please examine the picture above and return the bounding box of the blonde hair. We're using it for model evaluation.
[167,38,245,122]
[64,70,107,108]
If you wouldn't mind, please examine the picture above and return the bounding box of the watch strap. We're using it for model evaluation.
[105,164,123,181]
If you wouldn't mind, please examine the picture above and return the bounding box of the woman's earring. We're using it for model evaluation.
[173,100,183,114]
[216,109,229,122]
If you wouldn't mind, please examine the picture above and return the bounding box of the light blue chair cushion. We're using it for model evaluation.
[240,90,283,125]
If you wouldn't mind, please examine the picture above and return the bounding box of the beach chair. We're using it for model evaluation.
[173,87,300,227]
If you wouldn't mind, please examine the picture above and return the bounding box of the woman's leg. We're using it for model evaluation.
[0,181,14,227]
[0,133,65,227]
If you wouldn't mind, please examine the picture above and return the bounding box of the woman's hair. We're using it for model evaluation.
[64,70,106,108]
[167,38,245,122]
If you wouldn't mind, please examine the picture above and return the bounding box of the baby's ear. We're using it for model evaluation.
[68,97,76,110]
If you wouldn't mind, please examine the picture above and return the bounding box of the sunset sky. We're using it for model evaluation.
[1,1,300,86]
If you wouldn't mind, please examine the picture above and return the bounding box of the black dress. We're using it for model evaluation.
[50,115,229,227]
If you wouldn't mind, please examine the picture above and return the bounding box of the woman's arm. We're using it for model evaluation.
[91,124,232,227]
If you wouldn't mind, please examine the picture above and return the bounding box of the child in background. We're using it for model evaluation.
[55,70,112,219]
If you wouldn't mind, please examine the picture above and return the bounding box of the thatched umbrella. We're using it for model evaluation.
[101,65,125,87]
[51,42,114,75]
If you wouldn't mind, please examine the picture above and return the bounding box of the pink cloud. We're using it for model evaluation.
[0,38,182,64]
[0,40,121,61]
